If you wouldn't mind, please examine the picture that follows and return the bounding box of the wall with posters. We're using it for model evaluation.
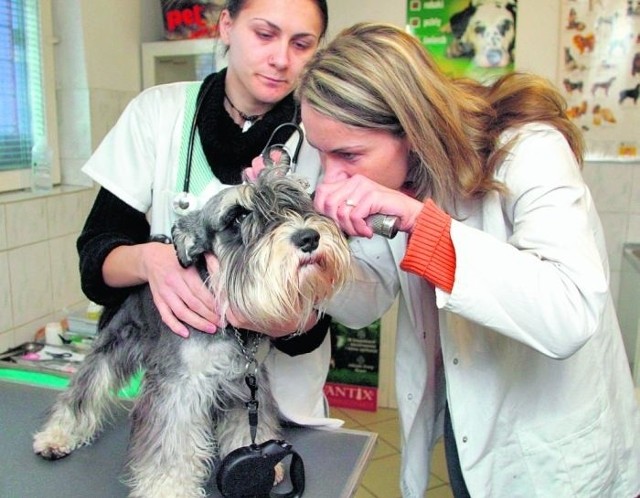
[322,0,640,409]
[558,0,640,162]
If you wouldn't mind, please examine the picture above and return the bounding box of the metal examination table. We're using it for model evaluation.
[0,371,377,498]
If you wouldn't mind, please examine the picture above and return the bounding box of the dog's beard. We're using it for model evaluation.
[212,216,352,334]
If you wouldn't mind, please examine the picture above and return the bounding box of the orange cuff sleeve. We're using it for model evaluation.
[400,199,456,293]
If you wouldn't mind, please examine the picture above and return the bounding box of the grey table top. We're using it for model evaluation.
[0,378,377,498]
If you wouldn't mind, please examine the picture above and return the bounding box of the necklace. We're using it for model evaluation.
[224,94,267,123]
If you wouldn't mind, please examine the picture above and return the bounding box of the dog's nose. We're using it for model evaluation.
[292,228,320,253]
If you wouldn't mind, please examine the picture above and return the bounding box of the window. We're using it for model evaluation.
[0,0,58,193]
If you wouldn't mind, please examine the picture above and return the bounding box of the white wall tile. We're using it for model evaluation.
[583,162,633,214]
[62,158,93,188]
[47,192,90,238]
[12,319,45,345]
[599,212,628,272]
[89,89,132,149]
[627,214,640,243]
[0,329,13,352]
[630,166,640,214]
[9,242,53,326]
[0,204,6,250]
[5,199,48,249]
[50,233,84,310]
[56,88,92,160]
[0,252,12,332]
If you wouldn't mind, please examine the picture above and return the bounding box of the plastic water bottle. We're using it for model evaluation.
[31,138,53,192]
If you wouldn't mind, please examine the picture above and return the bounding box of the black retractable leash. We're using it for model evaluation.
[216,331,305,498]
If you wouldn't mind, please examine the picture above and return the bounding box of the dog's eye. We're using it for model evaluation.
[233,211,248,226]
[221,206,250,230]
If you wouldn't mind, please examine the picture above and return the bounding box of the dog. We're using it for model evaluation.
[591,76,616,96]
[592,104,617,125]
[32,169,352,498]
[566,100,588,120]
[566,7,586,31]
[572,33,595,54]
[563,78,584,93]
[632,52,640,76]
[442,0,517,68]
[619,83,640,104]
[564,47,586,72]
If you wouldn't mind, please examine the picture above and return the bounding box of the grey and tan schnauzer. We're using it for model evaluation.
[32,170,351,498]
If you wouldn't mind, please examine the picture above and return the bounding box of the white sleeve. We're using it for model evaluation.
[326,236,400,329]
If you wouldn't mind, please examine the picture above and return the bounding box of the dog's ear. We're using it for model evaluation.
[171,187,242,267]
[171,210,208,268]
[448,4,476,39]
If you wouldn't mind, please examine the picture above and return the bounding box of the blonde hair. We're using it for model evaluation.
[297,22,584,207]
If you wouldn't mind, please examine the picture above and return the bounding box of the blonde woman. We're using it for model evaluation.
[296,22,640,498]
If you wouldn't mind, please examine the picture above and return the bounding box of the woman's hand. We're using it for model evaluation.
[313,173,424,238]
[141,243,220,338]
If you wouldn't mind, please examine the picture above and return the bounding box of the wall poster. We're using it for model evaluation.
[406,0,517,80]
[324,319,380,412]
[559,0,640,162]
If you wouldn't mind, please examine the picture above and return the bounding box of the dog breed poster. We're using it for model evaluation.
[559,0,640,162]
[407,0,518,79]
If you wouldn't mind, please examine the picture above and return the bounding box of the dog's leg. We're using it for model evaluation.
[125,372,218,498]
[33,346,135,459]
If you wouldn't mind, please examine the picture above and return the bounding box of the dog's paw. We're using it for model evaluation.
[33,428,79,460]
[274,462,285,486]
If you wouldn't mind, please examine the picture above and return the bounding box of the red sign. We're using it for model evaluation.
[324,383,378,412]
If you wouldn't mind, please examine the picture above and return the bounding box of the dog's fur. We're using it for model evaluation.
[443,0,517,68]
[32,170,352,498]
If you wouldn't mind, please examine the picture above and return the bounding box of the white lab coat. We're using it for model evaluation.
[326,123,640,497]
[82,81,342,428]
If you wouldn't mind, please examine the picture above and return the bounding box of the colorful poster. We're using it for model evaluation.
[558,0,640,162]
[406,0,517,80]
[324,320,380,412]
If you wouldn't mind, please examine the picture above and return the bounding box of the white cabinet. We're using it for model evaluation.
[141,39,227,89]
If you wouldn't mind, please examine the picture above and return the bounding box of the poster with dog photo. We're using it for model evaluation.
[406,0,517,80]
[559,0,640,161]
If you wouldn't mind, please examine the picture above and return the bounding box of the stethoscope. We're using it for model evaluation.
[172,79,304,216]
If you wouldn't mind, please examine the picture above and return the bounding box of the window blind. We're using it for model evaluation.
[0,0,44,171]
